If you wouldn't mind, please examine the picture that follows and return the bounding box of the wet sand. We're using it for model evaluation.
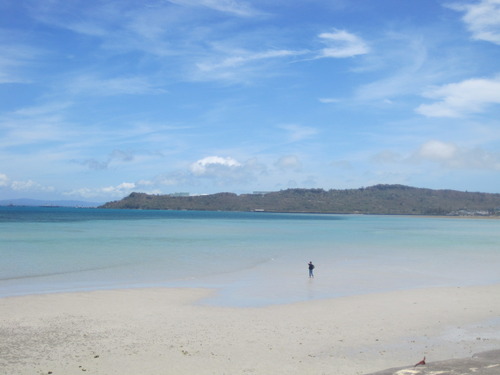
[1,285,499,375]
[366,349,500,374]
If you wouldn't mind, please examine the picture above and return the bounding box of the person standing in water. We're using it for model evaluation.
[308,261,315,278]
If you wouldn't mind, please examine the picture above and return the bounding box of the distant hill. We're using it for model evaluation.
[0,198,102,208]
[100,184,500,216]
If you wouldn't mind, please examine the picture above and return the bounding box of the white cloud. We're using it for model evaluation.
[190,156,242,176]
[416,76,500,117]
[449,0,500,45]
[11,180,36,191]
[413,140,500,170]
[66,182,136,199]
[64,188,93,199]
[104,182,136,191]
[0,173,9,187]
[0,173,55,193]
[317,29,369,58]
[416,140,457,161]
[275,155,302,171]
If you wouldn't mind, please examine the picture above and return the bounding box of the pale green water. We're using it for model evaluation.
[1,207,499,306]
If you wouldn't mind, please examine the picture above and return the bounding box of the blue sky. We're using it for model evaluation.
[1,0,500,202]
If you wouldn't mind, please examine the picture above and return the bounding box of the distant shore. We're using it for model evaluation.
[99,185,500,216]
[2,204,499,219]
[2,284,499,375]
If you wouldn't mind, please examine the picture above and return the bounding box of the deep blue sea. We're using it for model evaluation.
[1,207,499,306]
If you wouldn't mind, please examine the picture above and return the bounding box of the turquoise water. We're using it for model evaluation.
[1,207,499,306]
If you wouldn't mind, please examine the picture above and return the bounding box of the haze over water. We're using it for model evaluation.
[1,207,499,307]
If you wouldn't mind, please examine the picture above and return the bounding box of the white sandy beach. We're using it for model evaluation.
[1,285,499,375]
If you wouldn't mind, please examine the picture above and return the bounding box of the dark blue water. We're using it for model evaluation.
[0,206,345,223]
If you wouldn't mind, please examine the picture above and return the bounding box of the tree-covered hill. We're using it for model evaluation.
[99,185,500,216]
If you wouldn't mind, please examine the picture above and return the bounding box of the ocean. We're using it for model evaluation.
[1,206,499,307]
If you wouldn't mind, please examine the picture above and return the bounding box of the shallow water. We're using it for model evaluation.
[1,207,499,306]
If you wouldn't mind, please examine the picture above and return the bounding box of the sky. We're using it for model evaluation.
[1,0,500,203]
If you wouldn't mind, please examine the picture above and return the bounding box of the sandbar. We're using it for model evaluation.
[1,285,499,375]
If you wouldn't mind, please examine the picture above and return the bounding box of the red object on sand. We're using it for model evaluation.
[414,357,426,367]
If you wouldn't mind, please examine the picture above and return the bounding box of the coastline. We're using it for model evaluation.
[1,284,499,375]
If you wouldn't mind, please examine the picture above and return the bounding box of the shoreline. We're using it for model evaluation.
[4,204,500,218]
[1,284,499,375]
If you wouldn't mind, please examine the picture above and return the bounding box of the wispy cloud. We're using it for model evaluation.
[196,49,302,72]
[80,150,135,170]
[167,0,262,17]
[318,98,340,104]
[278,124,318,142]
[189,27,369,83]
[29,1,120,37]
[448,0,500,45]
[188,41,309,84]
[317,29,369,58]
[24,1,371,87]
[352,33,442,102]
[12,101,72,118]
[3,0,500,200]
[28,1,177,56]
[1,99,183,151]
[0,37,41,84]
[416,75,500,117]
[0,102,74,148]
[66,74,167,96]
[192,46,306,83]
